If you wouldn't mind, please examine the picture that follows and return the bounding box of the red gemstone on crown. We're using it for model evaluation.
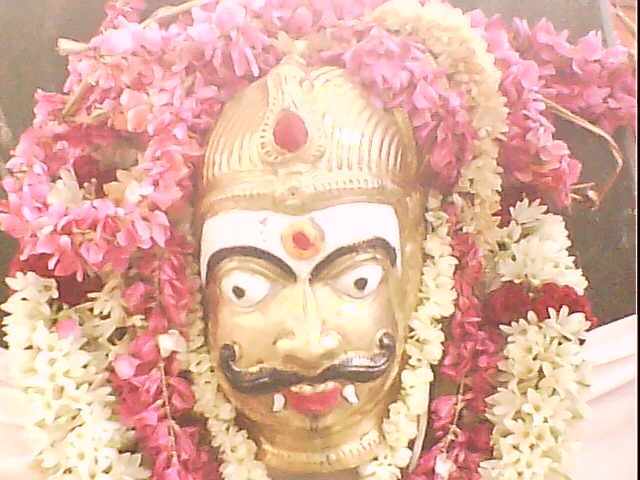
[291,231,312,251]
[273,111,308,153]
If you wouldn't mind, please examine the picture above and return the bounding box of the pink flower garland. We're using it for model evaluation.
[408,208,503,480]
[470,11,582,209]
[510,17,636,136]
[317,22,477,191]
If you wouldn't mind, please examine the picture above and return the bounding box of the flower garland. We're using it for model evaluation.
[494,199,588,294]
[478,199,595,480]
[470,11,583,210]
[0,1,635,480]
[358,192,454,479]
[481,306,592,480]
[1,272,147,480]
[510,17,636,136]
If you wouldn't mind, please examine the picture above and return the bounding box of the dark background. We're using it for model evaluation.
[0,0,636,325]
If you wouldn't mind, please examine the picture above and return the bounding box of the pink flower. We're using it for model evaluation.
[55,319,82,339]
[113,354,142,379]
[431,395,456,431]
[214,2,247,32]
[123,281,150,314]
[99,27,136,56]
[168,376,196,412]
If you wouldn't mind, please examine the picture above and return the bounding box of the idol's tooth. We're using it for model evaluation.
[272,393,286,412]
[318,381,337,392]
[289,384,305,393]
[289,381,338,394]
[342,384,359,404]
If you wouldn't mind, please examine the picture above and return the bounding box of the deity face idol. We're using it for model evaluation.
[201,201,424,472]
[198,60,426,472]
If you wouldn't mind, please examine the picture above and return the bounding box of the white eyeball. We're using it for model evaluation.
[220,271,272,308]
[332,264,384,299]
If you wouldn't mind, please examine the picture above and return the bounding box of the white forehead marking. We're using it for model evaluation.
[200,203,401,283]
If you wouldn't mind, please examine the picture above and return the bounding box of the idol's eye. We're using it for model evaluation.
[332,264,384,299]
[220,271,272,308]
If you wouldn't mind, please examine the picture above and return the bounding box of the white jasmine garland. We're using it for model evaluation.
[495,199,588,293]
[480,307,591,480]
[359,192,454,480]
[1,272,147,480]
[182,296,270,480]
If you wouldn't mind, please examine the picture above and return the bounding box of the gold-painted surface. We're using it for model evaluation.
[199,59,428,473]
[199,58,420,218]
[204,193,425,472]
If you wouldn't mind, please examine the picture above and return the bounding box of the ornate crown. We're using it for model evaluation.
[200,58,419,216]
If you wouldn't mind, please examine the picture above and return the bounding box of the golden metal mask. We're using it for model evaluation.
[199,59,427,473]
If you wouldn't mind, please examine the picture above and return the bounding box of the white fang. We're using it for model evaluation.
[342,384,359,404]
[272,393,286,412]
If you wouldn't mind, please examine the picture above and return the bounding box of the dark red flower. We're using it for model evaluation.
[532,283,598,327]
[72,155,117,196]
[483,281,532,326]
[9,252,103,306]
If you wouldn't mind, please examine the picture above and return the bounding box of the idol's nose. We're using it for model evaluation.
[275,283,341,365]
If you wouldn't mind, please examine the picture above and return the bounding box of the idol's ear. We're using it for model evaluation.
[403,189,427,259]
[397,189,427,319]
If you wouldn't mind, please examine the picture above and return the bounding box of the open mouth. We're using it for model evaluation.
[273,381,359,415]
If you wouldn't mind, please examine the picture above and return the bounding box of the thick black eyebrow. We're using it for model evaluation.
[309,237,397,281]
[206,246,296,283]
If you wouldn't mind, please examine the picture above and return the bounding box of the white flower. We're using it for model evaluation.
[391,447,412,468]
[496,207,588,294]
[521,388,561,425]
[510,199,547,226]
[103,169,153,205]
[514,445,553,478]
[435,453,457,479]
[2,273,148,479]
[483,304,591,480]
[157,329,187,357]
[487,388,523,419]
[46,168,83,207]
[357,459,401,480]
[542,306,589,342]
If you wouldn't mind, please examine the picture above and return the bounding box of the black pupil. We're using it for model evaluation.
[232,286,246,299]
[354,277,368,291]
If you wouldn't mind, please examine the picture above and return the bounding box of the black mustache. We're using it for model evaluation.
[219,332,396,396]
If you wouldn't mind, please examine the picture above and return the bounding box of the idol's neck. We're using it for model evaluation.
[254,410,383,473]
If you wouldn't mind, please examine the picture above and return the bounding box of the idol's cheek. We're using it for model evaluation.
[312,281,400,355]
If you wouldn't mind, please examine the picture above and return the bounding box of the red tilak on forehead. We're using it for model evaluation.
[281,219,324,260]
[273,111,308,153]
[291,230,313,251]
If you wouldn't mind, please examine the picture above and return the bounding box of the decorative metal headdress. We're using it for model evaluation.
[200,58,419,215]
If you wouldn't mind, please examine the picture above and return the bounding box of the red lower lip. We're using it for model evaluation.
[284,386,342,415]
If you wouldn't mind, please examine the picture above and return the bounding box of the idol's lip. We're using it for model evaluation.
[283,381,343,415]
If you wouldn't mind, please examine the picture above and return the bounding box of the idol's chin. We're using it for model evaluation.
[224,377,400,473]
